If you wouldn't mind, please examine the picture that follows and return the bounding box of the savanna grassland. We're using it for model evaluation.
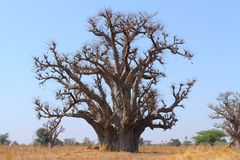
[0,145,239,160]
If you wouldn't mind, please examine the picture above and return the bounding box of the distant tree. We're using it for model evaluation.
[63,138,78,145]
[168,138,181,146]
[183,136,192,146]
[34,9,195,152]
[209,92,240,147]
[34,119,64,147]
[138,137,144,146]
[34,128,50,146]
[192,129,226,147]
[11,141,19,145]
[82,137,94,147]
[138,137,152,146]
[143,140,152,146]
[44,119,64,147]
[0,133,11,145]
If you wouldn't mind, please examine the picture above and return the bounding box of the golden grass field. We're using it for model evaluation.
[0,145,239,160]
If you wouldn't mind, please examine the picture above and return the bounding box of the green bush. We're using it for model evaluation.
[193,129,226,146]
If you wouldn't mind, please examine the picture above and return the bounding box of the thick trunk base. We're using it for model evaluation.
[97,128,141,152]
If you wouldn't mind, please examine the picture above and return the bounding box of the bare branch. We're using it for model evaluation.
[209,91,240,146]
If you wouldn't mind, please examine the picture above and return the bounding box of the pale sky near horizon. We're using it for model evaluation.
[0,0,240,144]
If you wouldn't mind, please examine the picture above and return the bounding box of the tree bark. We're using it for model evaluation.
[118,128,141,152]
[101,126,118,151]
[96,127,142,152]
[232,137,240,148]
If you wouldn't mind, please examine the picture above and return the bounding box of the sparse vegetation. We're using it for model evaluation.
[11,141,19,146]
[82,137,94,148]
[0,145,239,160]
[63,138,79,146]
[168,138,181,146]
[183,136,192,146]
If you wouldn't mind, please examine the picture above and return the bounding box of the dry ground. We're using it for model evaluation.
[0,145,239,160]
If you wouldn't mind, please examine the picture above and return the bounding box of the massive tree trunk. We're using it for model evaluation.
[95,124,143,152]
[102,84,140,152]
[231,136,240,148]
[118,127,143,152]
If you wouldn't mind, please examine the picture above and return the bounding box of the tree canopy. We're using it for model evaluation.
[34,128,50,146]
[192,129,226,146]
[0,133,11,145]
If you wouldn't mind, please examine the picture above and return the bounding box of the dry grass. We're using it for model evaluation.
[0,145,239,160]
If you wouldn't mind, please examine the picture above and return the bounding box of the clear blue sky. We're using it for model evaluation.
[0,0,240,144]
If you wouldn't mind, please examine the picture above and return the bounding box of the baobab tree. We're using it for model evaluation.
[209,91,240,147]
[34,9,195,152]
